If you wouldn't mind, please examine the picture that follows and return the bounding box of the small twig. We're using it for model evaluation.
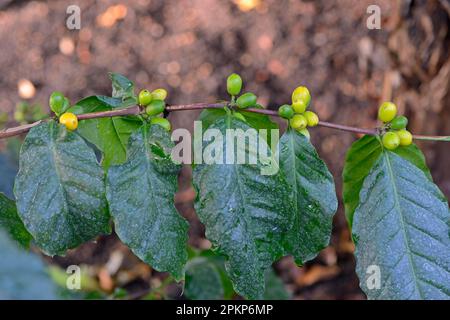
[0,120,44,139]
[78,105,141,120]
[0,102,447,141]
[412,134,450,142]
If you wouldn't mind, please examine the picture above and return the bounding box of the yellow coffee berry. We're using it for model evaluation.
[289,114,307,130]
[397,129,413,146]
[151,89,168,101]
[382,132,400,150]
[304,111,319,127]
[378,102,397,123]
[292,100,307,114]
[59,112,78,131]
[292,86,311,108]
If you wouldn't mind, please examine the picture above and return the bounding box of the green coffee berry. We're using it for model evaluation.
[146,100,165,116]
[236,92,257,109]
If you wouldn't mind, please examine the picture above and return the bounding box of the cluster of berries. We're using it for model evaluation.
[227,73,258,109]
[378,102,413,150]
[49,92,78,131]
[277,86,318,139]
[138,88,171,131]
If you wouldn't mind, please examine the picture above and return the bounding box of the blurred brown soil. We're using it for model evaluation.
[0,0,449,299]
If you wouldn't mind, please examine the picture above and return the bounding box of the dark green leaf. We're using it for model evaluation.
[193,116,294,299]
[0,229,58,299]
[343,135,383,227]
[198,108,227,130]
[279,129,338,264]
[193,249,235,299]
[0,193,32,248]
[184,257,225,300]
[343,135,432,227]
[353,151,450,299]
[0,152,18,198]
[264,269,290,300]
[392,143,432,180]
[69,96,142,168]
[199,107,278,146]
[109,72,137,105]
[106,124,188,281]
[185,251,289,300]
[14,121,110,256]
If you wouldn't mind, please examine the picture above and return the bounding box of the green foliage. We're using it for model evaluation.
[13,121,111,255]
[69,96,142,168]
[184,256,227,300]
[0,193,32,248]
[193,116,294,299]
[263,269,290,300]
[3,73,449,300]
[279,129,337,264]
[106,125,188,281]
[0,152,18,198]
[0,229,58,300]
[184,250,290,300]
[109,72,137,105]
[198,107,278,146]
[343,135,431,227]
[353,152,450,299]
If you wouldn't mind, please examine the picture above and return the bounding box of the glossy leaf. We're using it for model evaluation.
[279,129,338,264]
[353,151,450,299]
[343,135,383,227]
[0,152,17,198]
[0,193,32,248]
[264,269,290,300]
[343,135,432,227]
[184,257,225,300]
[198,108,227,131]
[69,96,142,168]
[199,107,278,146]
[184,252,290,300]
[107,124,188,281]
[14,121,110,256]
[109,72,137,105]
[193,116,293,299]
[0,229,58,299]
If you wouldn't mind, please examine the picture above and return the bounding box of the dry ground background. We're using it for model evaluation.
[0,0,449,299]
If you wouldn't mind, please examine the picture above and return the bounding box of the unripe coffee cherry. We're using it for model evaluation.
[236,92,257,109]
[145,100,165,116]
[390,116,408,130]
[151,89,168,101]
[378,102,397,123]
[227,73,243,96]
[139,89,153,106]
[382,132,400,150]
[292,86,311,107]
[278,105,294,119]
[304,111,319,127]
[289,114,307,130]
[397,129,413,146]
[292,100,307,114]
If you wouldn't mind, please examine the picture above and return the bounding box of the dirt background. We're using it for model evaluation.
[0,0,449,299]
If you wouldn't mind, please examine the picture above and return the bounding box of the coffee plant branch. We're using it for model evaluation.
[0,102,448,141]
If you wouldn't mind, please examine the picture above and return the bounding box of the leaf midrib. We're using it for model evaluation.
[226,115,264,275]
[383,151,423,298]
[48,123,76,246]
